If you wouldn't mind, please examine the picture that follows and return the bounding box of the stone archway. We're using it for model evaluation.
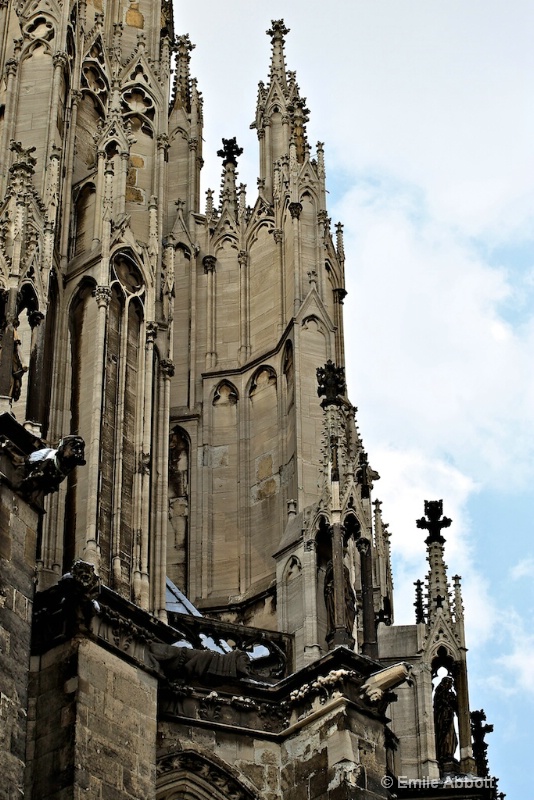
[157,750,259,800]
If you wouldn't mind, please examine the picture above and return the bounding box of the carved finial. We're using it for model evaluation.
[316,360,346,408]
[416,500,452,546]
[205,188,214,217]
[10,140,37,169]
[217,137,243,168]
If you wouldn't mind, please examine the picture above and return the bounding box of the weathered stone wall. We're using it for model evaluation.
[281,703,391,800]
[0,479,39,800]
[27,638,158,799]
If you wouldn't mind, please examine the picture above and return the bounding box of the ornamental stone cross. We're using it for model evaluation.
[217,137,243,167]
[416,500,452,545]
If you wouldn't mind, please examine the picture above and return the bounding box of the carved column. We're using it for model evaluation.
[263,122,271,196]
[203,255,216,369]
[188,137,198,214]
[59,90,82,264]
[273,228,285,334]
[257,127,265,191]
[153,358,174,621]
[43,52,68,194]
[156,134,169,297]
[0,60,18,195]
[333,287,347,369]
[455,660,476,774]
[238,249,249,364]
[302,537,321,664]
[0,287,19,410]
[94,150,106,246]
[357,536,378,659]
[136,321,157,609]
[82,286,112,572]
[329,515,353,648]
[289,201,302,313]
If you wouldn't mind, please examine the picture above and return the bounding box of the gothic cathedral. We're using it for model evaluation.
[0,2,498,799]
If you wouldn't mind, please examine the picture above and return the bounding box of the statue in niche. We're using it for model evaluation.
[147,642,251,685]
[169,429,188,498]
[20,435,86,497]
[433,675,459,764]
[324,560,356,638]
[10,329,27,401]
[168,429,189,586]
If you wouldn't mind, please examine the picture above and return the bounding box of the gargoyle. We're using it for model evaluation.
[360,662,412,705]
[20,435,86,497]
[147,642,252,685]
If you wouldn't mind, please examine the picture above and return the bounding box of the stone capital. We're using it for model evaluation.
[160,359,175,378]
[28,310,45,329]
[333,287,348,304]
[288,202,302,220]
[203,254,216,274]
[146,321,158,343]
[93,285,112,308]
[356,537,371,556]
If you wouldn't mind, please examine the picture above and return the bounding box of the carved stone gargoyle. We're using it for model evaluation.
[360,662,413,711]
[19,435,86,498]
[146,642,252,686]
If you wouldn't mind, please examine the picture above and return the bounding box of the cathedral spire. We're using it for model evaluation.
[417,500,453,622]
[171,34,195,112]
[266,20,290,88]
[217,137,243,219]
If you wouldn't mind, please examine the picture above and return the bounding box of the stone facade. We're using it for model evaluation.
[0,2,499,799]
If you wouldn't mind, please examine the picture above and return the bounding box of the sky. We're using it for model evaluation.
[173,2,533,795]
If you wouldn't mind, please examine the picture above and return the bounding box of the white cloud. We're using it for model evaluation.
[492,612,534,698]
[510,557,534,581]
[337,179,534,491]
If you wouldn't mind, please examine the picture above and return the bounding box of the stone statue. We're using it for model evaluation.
[433,676,458,764]
[21,435,86,496]
[324,561,356,638]
[10,330,27,401]
[147,642,252,685]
